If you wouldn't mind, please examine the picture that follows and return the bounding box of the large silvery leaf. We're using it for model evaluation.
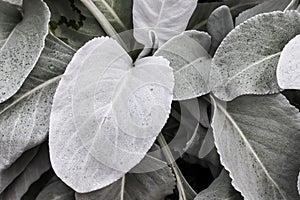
[36,177,74,200]
[277,35,300,89]
[75,158,175,200]
[45,0,106,49]
[154,31,211,100]
[0,143,50,200]
[194,169,242,200]
[0,146,39,193]
[210,11,300,101]
[49,37,174,192]
[0,0,50,103]
[133,0,197,48]
[0,34,74,170]
[235,0,291,25]
[92,0,133,32]
[207,5,234,54]
[211,94,300,199]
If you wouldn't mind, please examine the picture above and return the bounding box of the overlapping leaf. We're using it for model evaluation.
[211,94,300,199]
[277,35,300,89]
[0,0,50,103]
[194,169,242,200]
[210,11,300,101]
[49,37,174,192]
[133,0,197,48]
[235,0,291,25]
[0,34,74,171]
[155,31,211,100]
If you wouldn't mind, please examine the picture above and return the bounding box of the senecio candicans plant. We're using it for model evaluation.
[1,0,300,199]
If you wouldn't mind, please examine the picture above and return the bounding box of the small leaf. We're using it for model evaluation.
[210,11,300,101]
[0,143,51,200]
[235,0,291,25]
[211,94,300,199]
[45,0,106,49]
[0,34,74,170]
[0,146,39,193]
[49,37,174,192]
[133,0,197,48]
[155,31,211,100]
[36,177,74,200]
[207,5,234,54]
[277,35,300,90]
[75,157,175,200]
[0,0,50,103]
[194,169,242,200]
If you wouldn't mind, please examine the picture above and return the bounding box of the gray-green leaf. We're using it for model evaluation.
[277,35,300,90]
[2,0,22,6]
[194,169,242,200]
[75,158,175,200]
[235,0,291,25]
[210,11,300,101]
[133,0,197,48]
[0,143,50,200]
[207,5,234,54]
[211,94,300,199]
[0,0,50,103]
[49,37,174,193]
[0,34,74,171]
[155,30,211,100]
[36,177,74,200]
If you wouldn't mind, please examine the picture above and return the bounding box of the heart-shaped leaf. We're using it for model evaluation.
[0,0,50,103]
[235,0,291,25]
[0,143,50,200]
[155,31,211,100]
[36,176,74,200]
[49,37,174,193]
[210,11,300,101]
[0,34,74,171]
[207,5,234,54]
[133,0,197,48]
[194,169,242,200]
[277,35,300,89]
[0,146,39,193]
[75,156,175,200]
[211,94,300,199]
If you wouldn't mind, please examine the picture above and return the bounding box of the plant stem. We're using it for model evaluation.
[120,175,125,200]
[284,0,299,11]
[80,0,128,51]
[157,133,187,200]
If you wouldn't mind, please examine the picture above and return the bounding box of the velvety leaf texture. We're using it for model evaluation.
[155,30,211,100]
[277,35,300,90]
[0,0,50,103]
[133,0,197,48]
[207,5,234,54]
[211,94,300,199]
[235,0,291,25]
[49,37,174,193]
[210,11,300,101]
[194,169,242,200]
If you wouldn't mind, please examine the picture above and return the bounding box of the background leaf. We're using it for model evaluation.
[194,169,242,200]
[0,143,50,200]
[1,0,22,6]
[133,0,197,48]
[0,34,74,171]
[235,0,291,25]
[45,0,106,49]
[207,5,234,54]
[155,31,211,100]
[49,37,174,192]
[210,11,300,101]
[0,0,50,103]
[211,94,300,199]
[277,34,300,90]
